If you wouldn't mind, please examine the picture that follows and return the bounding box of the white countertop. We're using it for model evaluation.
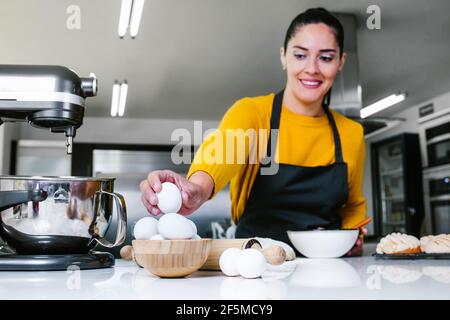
[1,256,450,300]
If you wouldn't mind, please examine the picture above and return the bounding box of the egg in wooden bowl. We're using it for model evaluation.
[132,239,212,278]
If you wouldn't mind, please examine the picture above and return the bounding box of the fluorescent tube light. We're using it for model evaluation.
[129,0,145,38]
[118,0,133,38]
[111,82,120,117]
[360,93,406,119]
[118,81,128,117]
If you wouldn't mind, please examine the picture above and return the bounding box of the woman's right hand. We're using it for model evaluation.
[139,170,214,216]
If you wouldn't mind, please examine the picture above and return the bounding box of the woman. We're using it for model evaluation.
[140,8,367,256]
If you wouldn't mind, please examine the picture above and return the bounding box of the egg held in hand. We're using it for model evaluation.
[237,249,267,279]
[157,213,196,240]
[156,182,182,214]
[133,217,158,240]
[219,248,241,276]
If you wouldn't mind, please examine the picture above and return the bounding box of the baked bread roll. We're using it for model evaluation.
[376,233,421,254]
[420,234,450,253]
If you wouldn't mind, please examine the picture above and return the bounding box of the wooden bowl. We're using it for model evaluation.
[132,239,212,278]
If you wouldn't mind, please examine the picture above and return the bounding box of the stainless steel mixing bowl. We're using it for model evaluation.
[0,176,127,254]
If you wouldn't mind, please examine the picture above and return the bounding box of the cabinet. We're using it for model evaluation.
[371,133,424,237]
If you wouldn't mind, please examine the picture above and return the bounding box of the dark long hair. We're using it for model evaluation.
[284,8,344,109]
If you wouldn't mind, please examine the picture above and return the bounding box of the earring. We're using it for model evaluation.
[282,65,286,70]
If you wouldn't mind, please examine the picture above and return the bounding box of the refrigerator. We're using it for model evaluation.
[371,133,424,237]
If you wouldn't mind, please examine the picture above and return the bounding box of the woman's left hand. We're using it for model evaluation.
[345,227,368,257]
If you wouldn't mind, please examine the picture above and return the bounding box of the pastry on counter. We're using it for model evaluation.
[376,233,421,254]
[420,234,450,253]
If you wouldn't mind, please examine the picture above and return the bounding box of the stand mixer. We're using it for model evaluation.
[0,65,127,271]
[0,64,97,154]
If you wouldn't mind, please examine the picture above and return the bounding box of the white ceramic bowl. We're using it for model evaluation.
[287,229,359,258]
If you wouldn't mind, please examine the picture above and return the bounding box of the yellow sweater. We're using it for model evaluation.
[187,93,367,228]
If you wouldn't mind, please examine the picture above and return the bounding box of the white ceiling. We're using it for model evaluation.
[1,0,449,120]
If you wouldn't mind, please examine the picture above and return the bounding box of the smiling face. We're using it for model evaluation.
[280,23,346,107]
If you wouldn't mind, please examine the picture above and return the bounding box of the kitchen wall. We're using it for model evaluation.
[18,117,220,146]
[363,89,450,235]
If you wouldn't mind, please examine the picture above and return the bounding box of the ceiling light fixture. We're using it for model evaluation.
[360,92,407,119]
[118,81,128,117]
[118,0,145,38]
[129,0,145,38]
[118,0,133,38]
[110,81,121,117]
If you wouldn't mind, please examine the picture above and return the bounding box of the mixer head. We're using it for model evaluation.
[0,65,98,154]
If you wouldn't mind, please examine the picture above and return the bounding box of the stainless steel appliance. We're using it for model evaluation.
[371,133,424,237]
[424,121,450,167]
[0,176,126,254]
[423,166,450,234]
[0,64,97,154]
[420,115,450,234]
[0,65,127,270]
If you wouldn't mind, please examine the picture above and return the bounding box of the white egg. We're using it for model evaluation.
[156,182,182,214]
[133,217,158,240]
[219,248,241,276]
[157,213,195,239]
[191,234,201,240]
[237,249,267,279]
[188,220,198,235]
[150,234,165,240]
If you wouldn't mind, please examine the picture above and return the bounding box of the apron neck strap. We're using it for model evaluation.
[324,106,344,163]
[266,90,344,163]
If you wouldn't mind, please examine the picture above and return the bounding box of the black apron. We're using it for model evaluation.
[235,90,349,248]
